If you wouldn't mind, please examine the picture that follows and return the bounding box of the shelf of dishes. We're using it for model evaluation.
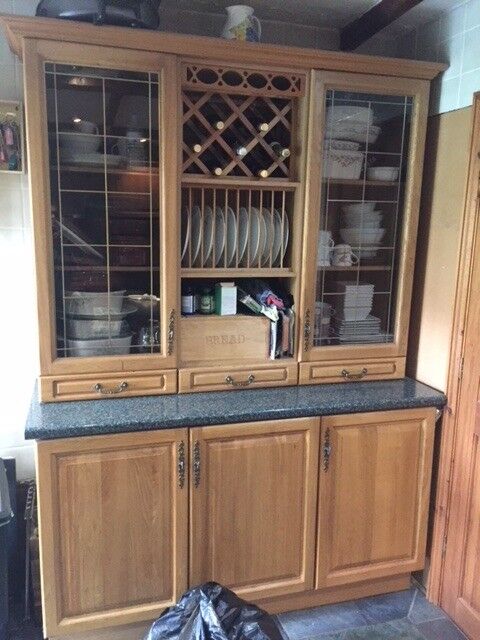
[314,282,394,346]
[181,187,292,270]
[56,291,161,358]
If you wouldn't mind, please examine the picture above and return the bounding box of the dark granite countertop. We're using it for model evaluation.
[25,377,446,440]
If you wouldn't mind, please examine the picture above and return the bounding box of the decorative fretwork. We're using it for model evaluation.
[183,64,305,98]
[182,90,294,178]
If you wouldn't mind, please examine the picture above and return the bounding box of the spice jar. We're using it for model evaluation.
[200,288,215,314]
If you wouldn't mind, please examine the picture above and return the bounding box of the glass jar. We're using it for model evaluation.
[200,288,215,314]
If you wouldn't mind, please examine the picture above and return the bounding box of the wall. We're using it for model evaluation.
[395,0,480,115]
[0,5,338,480]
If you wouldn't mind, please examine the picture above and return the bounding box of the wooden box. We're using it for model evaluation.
[180,315,271,364]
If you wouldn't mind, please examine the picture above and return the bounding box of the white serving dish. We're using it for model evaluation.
[342,218,383,229]
[340,228,386,244]
[367,166,399,181]
[67,333,133,357]
[324,148,364,180]
[325,123,381,144]
[66,317,127,340]
[127,294,160,315]
[60,132,100,154]
[326,106,373,126]
[65,290,126,316]
[327,139,361,151]
[342,202,377,215]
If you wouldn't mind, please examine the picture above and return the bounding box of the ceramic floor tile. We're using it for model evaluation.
[339,618,427,639]
[277,601,368,639]
[407,590,448,625]
[416,618,468,640]
[354,588,416,624]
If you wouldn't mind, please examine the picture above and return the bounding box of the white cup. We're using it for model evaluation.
[332,244,359,267]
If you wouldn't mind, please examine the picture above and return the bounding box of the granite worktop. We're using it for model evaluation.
[25,377,446,440]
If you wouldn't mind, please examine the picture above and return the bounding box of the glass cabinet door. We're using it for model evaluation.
[34,48,177,369]
[303,74,427,359]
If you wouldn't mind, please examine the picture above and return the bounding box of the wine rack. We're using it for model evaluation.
[182,64,305,180]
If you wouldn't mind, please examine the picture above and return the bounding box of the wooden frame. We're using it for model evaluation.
[22,39,179,385]
[299,71,430,364]
[427,93,480,604]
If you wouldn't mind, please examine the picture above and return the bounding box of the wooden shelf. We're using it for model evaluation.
[54,164,158,175]
[182,175,299,189]
[324,179,400,187]
[57,265,156,272]
[181,268,295,278]
[318,265,392,272]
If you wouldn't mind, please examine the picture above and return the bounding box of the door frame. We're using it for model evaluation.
[428,93,480,605]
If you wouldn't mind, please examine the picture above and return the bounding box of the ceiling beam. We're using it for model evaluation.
[340,0,424,51]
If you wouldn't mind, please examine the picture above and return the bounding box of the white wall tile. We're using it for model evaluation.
[438,34,464,79]
[458,67,480,107]
[438,76,461,112]
[439,2,467,42]
[465,0,480,29]
[462,24,480,72]
[0,64,17,100]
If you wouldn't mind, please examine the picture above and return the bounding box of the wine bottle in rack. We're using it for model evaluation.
[214,167,223,176]
[258,169,269,178]
[235,145,248,158]
[193,143,202,153]
[215,121,225,131]
[271,142,291,159]
[257,122,270,133]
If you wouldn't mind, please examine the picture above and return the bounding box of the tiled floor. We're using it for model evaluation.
[276,587,468,640]
[6,587,468,639]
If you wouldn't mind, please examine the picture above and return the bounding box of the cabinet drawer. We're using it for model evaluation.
[299,358,405,385]
[179,363,298,393]
[40,370,177,402]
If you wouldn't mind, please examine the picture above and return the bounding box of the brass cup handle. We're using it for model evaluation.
[93,381,128,395]
[225,374,255,387]
[342,368,368,380]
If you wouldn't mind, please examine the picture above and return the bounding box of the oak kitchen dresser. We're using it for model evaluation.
[1,13,447,640]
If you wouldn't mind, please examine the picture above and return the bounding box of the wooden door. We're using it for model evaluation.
[316,409,435,589]
[22,39,179,397]
[36,429,188,636]
[190,418,319,600]
[439,108,480,637]
[299,71,430,378]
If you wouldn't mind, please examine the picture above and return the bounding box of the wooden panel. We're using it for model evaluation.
[407,107,472,392]
[316,408,435,589]
[39,370,177,402]
[299,358,404,385]
[179,315,271,364]
[179,362,298,393]
[190,418,319,600]
[1,15,446,80]
[36,430,188,636]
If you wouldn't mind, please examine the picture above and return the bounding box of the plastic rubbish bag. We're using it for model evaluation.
[144,582,284,640]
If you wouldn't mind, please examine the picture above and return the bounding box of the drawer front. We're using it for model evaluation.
[299,358,405,385]
[40,370,177,402]
[179,363,298,393]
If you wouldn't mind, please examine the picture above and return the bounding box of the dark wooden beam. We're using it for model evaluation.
[340,0,424,51]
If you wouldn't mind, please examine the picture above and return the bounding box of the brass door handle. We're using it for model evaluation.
[225,374,255,387]
[193,441,201,488]
[323,428,331,472]
[178,441,186,489]
[342,367,368,380]
[304,309,311,351]
[93,381,128,395]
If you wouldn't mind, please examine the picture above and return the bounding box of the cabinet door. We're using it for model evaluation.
[36,429,188,636]
[300,71,429,368]
[190,418,319,600]
[23,40,179,386]
[316,409,435,589]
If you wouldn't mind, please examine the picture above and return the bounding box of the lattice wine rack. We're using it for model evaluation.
[182,64,305,179]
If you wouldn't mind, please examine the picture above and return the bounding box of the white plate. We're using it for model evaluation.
[225,206,237,267]
[57,219,104,261]
[261,208,275,266]
[271,209,283,266]
[237,207,249,266]
[247,208,262,267]
[202,206,214,266]
[214,207,226,266]
[181,208,191,264]
[190,206,202,267]
[282,212,290,263]
[251,207,266,267]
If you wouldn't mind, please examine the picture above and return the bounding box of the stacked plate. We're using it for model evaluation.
[181,205,289,268]
[332,315,385,343]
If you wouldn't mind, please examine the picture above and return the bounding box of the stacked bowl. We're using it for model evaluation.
[340,202,385,258]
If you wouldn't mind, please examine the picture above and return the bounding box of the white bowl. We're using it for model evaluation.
[66,317,128,340]
[367,166,399,182]
[65,290,126,316]
[60,133,100,154]
[343,219,382,229]
[340,228,386,244]
[67,333,132,357]
[342,202,377,215]
[326,106,373,126]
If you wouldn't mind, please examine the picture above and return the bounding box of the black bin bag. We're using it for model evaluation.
[144,582,285,640]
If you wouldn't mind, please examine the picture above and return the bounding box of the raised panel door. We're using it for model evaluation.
[36,429,188,636]
[316,409,435,589]
[189,418,319,600]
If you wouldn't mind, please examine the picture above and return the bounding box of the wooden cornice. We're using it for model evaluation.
[0,13,446,80]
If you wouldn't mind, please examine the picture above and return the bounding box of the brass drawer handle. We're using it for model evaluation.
[93,381,128,395]
[225,374,255,387]
[342,367,368,380]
